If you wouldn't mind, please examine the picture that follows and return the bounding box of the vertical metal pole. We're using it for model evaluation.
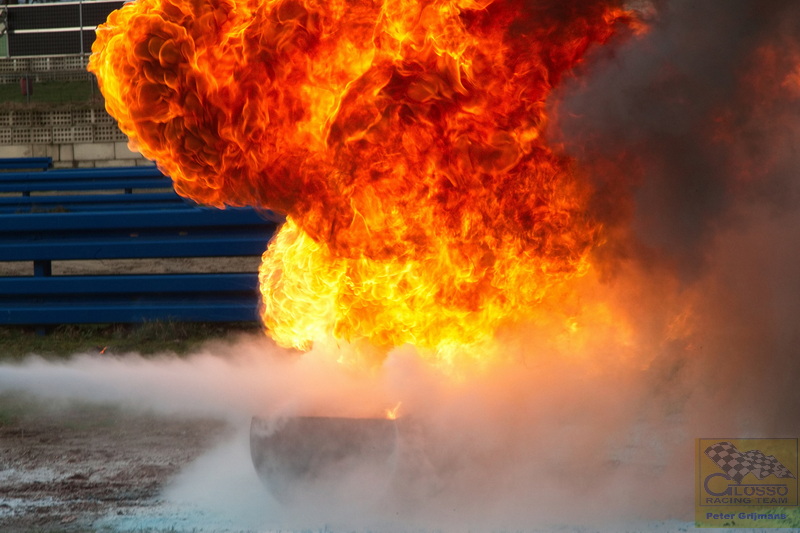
[0,5,8,59]
[79,0,84,59]
[79,0,90,99]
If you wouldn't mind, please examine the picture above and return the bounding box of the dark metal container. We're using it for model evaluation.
[250,416,398,506]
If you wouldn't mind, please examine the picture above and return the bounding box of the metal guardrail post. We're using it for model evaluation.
[0,6,8,59]
[79,0,84,59]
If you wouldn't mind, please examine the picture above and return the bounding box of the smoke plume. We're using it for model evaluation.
[553,0,800,430]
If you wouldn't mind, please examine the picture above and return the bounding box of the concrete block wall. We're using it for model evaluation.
[0,107,156,168]
[0,140,154,168]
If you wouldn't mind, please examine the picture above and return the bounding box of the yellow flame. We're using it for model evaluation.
[385,401,402,420]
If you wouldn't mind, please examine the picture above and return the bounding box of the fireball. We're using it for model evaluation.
[89,0,639,367]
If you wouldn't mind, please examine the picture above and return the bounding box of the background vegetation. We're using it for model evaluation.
[0,79,100,106]
[0,322,262,361]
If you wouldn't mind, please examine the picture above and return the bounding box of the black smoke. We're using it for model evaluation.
[557,0,800,280]
[554,0,800,434]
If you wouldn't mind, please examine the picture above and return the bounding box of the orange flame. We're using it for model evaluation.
[89,0,638,367]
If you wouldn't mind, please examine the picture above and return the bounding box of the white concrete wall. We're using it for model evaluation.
[0,141,154,168]
[0,107,156,168]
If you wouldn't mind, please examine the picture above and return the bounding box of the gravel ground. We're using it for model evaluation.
[0,394,230,532]
[0,257,261,277]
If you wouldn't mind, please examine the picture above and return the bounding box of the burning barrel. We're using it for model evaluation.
[250,416,398,506]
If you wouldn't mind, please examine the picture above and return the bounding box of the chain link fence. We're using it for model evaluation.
[0,1,123,106]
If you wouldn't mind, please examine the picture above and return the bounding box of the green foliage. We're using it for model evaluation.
[0,79,100,106]
[715,507,800,528]
[0,392,27,426]
[774,507,800,527]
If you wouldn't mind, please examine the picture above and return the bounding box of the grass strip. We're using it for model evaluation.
[0,321,262,360]
[0,79,99,106]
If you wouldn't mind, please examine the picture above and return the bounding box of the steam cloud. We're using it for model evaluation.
[2,0,800,531]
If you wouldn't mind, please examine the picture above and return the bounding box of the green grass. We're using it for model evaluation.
[0,79,101,106]
[0,322,262,361]
[0,392,122,430]
[0,392,29,425]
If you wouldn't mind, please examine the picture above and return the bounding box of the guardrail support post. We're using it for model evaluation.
[33,260,52,277]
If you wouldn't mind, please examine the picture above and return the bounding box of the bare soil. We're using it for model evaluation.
[0,257,262,277]
[0,394,229,532]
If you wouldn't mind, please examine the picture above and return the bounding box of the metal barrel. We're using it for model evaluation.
[250,416,399,506]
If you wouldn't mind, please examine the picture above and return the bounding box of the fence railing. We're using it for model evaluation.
[0,161,280,325]
[0,54,92,84]
[0,55,88,74]
[1,0,123,104]
[2,1,123,58]
[0,54,99,105]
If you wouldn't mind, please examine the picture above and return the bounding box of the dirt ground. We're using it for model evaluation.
[0,257,262,277]
[0,394,229,532]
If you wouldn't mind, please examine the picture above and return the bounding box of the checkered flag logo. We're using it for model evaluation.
[705,441,796,484]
